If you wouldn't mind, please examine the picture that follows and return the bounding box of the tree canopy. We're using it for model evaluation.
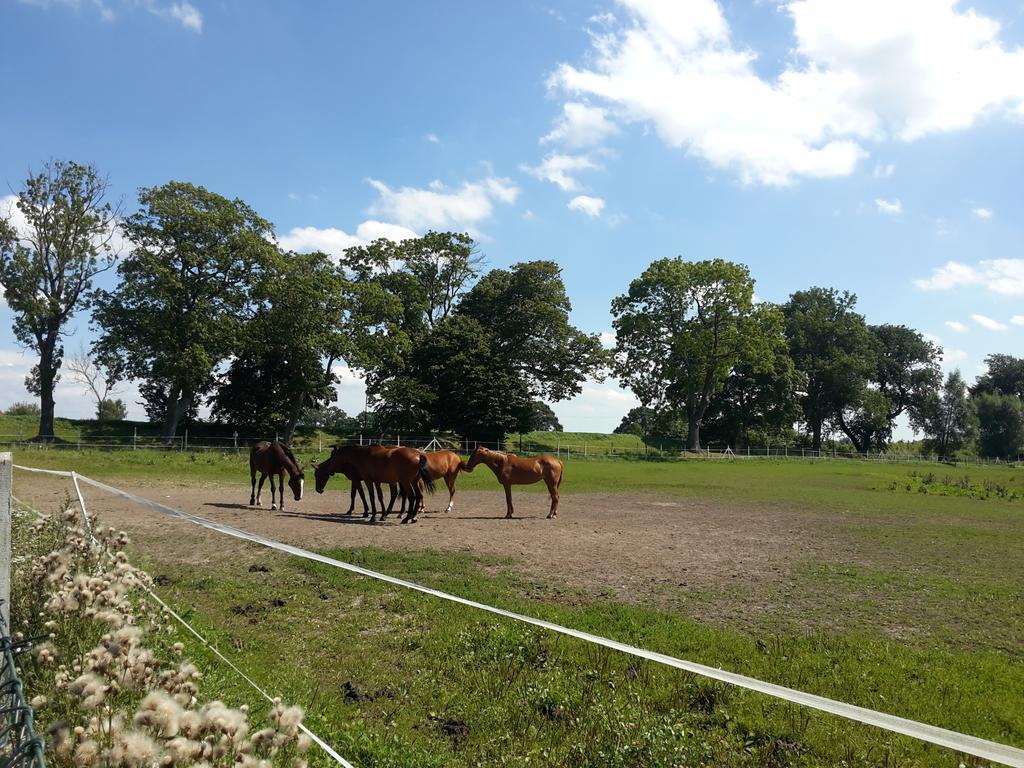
[0,160,118,439]
[612,257,782,450]
[92,181,279,438]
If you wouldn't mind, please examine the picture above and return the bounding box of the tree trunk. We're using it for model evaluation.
[836,413,867,453]
[35,338,58,441]
[811,420,823,452]
[686,419,701,451]
[161,383,189,441]
[282,390,305,444]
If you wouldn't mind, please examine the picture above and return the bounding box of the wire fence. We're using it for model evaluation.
[1,431,1021,467]
[0,609,47,768]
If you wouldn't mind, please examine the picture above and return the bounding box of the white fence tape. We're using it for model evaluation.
[14,464,1024,768]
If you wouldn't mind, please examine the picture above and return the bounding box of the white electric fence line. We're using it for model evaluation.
[13,466,354,768]
[14,464,1024,768]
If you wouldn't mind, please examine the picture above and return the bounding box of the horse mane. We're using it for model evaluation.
[278,442,301,474]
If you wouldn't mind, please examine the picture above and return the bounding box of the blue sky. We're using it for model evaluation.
[1,0,1023,435]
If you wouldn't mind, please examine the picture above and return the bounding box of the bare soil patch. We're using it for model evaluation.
[13,473,846,623]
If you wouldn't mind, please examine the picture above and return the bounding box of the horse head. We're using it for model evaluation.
[465,446,489,471]
[289,470,305,501]
[313,459,333,494]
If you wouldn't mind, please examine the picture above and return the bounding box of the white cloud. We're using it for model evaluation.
[914,258,1024,295]
[521,209,537,221]
[278,220,417,259]
[167,1,201,32]
[944,320,968,333]
[568,195,606,218]
[874,198,902,215]
[550,377,640,433]
[520,152,599,192]
[425,133,440,144]
[366,175,519,231]
[20,0,203,31]
[547,0,1024,185]
[972,207,993,219]
[940,347,969,367]
[541,102,621,148]
[598,331,616,348]
[972,313,1008,331]
[872,163,895,178]
[1011,315,1024,326]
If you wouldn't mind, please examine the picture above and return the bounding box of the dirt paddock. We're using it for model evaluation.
[12,472,844,617]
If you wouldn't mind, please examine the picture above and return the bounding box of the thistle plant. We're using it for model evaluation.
[13,500,312,768]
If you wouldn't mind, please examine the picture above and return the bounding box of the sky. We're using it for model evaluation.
[1,0,1022,438]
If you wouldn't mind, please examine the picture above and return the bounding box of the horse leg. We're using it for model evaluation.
[444,473,456,513]
[346,480,357,515]
[544,472,559,519]
[356,481,370,516]
[383,483,398,519]
[368,482,378,523]
[250,468,257,506]
[406,479,423,523]
[278,471,287,512]
[503,483,514,519]
[269,474,278,511]
[256,474,267,507]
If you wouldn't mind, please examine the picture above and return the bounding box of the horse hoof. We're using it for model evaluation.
[271,505,277,511]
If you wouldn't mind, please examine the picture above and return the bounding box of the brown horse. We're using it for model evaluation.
[463,446,562,519]
[249,441,304,512]
[314,444,434,523]
[420,450,467,513]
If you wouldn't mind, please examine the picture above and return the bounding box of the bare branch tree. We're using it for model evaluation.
[66,345,121,419]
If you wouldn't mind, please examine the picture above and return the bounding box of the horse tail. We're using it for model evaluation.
[418,454,436,494]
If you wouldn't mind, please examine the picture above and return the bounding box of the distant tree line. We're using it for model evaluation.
[610,258,1023,458]
[1,160,1020,458]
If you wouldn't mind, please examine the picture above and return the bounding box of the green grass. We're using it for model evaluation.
[13,452,1024,765]
[139,545,1023,767]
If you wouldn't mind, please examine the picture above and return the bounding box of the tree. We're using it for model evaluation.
[66,347,122,421]
[92,182,278,439]
[96,398,127,421]
[701,353,802,448]
[613,406,687,440]
[522,402,563,432]
[836,325,941,452]
[911,370,977,457]
[971,354,1024,399]
[611,258,782,450]
[782,288,874,452]
[210,250,398,441]
[974,393,1024,458]
[458,260,606,403]
[4,401,40,417]
[410,314,530,440]
[0,161,118,439]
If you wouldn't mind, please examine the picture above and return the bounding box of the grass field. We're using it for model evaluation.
[11,450,1024,766]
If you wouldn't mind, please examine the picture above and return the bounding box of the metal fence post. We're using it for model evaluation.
[0,453,10,628]
[133,427,137,451]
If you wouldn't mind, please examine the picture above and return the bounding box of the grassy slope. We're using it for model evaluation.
[13,451,1024,765]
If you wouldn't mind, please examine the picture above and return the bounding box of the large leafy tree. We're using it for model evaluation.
[701,353,802,448]
[0,161,118,440]
[343,232,481,427]
[971,354,1024,398]
[783,287,874,452]
[458,260,606,404]
[836,324,941,452]
[911,370,978,457]
[974,392,1024,458]
[92,182,278,439]
[611,258,782,450]
[613,407,687,440]
[210,250,399,441]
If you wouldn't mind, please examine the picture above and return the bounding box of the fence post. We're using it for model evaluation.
[397,435,401,447]
[584,441,587,457]
[0,452,10,627]
[77,428,82,451]
[184,429,189,451]
[233,431,238,452]
[133,427,138,451]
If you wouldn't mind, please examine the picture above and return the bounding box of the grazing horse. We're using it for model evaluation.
[249,441,304,512]
[420,450,467,513]
[463,446,562,519]
[314,445,434,523]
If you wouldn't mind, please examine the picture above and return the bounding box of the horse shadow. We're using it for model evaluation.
[205,503,256,511]
[273,510,386,526]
